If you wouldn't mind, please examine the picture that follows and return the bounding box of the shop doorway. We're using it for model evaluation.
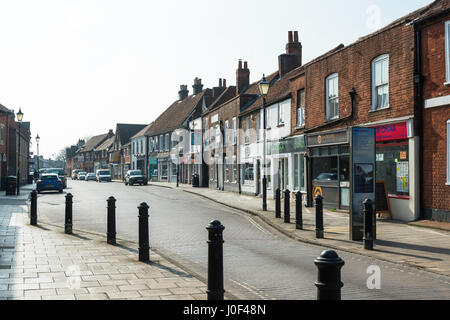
[277,158,289,193]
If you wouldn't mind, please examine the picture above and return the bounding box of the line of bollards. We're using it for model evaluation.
[205,220,345,300]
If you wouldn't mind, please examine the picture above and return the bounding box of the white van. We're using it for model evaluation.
[96,169,112,182]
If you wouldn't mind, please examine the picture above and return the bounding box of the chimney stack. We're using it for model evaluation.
[108,129,114,138]
[236,59,250,95]
[178,85,189,100]
[219,78,222,87]
[285,30,302,66]
[213,77,227,98]
[279,31,302,77]
[192,77,203,95]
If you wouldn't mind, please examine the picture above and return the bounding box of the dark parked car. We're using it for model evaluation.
[44,168,67,188]
[125,170,147,186]
[36,174,63,194]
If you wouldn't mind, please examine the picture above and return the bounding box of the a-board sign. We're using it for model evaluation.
[375,181,392,218]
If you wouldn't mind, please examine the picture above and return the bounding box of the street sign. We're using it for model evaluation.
[350,127,376,241]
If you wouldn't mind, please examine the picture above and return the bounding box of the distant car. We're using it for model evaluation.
[77,172,87,180]
[46,168,67,189]
[125,170,147,186]
[96,169,111,182]
[36,173,63,194]
[85,173,96,181]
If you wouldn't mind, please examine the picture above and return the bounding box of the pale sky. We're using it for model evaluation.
[0,0,432,159]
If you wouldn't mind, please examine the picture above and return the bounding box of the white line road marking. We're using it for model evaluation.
[229,278,268,300]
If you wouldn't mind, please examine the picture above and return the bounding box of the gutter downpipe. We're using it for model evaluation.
[414,23,424,220]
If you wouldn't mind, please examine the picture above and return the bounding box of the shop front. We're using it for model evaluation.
[370,120,418,222]
[267,135,306,199]
[306,129,350,210]
[148,157,157,181]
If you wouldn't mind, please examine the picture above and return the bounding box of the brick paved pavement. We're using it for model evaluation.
[148,181,450,277]
[0,198,207,300]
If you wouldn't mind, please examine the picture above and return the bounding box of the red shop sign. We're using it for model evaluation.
[374,122,408,142]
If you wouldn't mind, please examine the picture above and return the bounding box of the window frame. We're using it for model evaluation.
[325,73,339,121]
[372,54,390,110]
[447,119,450,185]
[224,120,229,147]
[232,117,237,145]
[297,89,305,128]
[0,124,4,145]
[165,133,169,152]
[446,21,450,84]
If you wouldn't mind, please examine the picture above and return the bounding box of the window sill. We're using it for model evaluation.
[444,82,450,87]
[277,123,285,128]
[295,125,305,131]
[325,117,339,123]
[369,106,391,113]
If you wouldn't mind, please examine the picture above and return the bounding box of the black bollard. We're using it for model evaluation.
[30,189,37,226]
[107,196,116,245]
[65,193,73,234]
[363,199,374,250]
[206,220,225,300]
[138,202,150,262]
[314,250,345,300]
[296,191,303,230]
[315,195,324,239]
[284,189,290,223]
[275,188,281,219]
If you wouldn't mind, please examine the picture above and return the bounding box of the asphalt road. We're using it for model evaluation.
[35,180,450,300]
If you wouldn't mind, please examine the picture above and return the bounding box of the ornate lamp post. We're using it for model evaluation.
[16,108,24,195]
[258,75,270,211]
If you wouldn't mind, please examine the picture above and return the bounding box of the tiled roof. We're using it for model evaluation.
[79,133,109,152]
[144,89,211,137]
[131,123,152,139]
[116,123,147,145]
[413,0,450,23]
[0,103,11,114]
[94,136,115,152]
[205,86,237,114]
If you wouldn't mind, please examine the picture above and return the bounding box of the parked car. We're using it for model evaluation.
[77,172,87,180]
[96,169,111,182]
[36,173,63,194]
[125,170,147,186]
[85,173,96,181]
[46,168,67,188]
[72,169,82,180]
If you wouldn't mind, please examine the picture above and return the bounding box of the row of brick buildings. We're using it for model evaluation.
[68,0,450,223]
[0,104,31,190]
[65,124,146,180]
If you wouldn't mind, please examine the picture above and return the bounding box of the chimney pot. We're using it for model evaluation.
[192,78,203,95]
[219,78,222,87]
[294,31,299,42]
[238,59,242,69]
[223,79,226,87]
[288,31,293,43]
[244,61,248,69]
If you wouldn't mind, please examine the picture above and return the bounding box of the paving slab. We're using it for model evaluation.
[0,203,207,300]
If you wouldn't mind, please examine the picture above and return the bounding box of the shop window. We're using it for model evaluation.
[372,55,389,110]
[225,161,230,182]
[232,157,237,183]
[266,159,272,189]
[171,162,177,177]
[312,157,338,183]
[376,143,409,196]
[326,73,339,120]
[160,135,164,152]
[294,154,306,192]
[165,134,170,151]
[242,163,254,185]
[0,124,4,145]
[161,162,168,178]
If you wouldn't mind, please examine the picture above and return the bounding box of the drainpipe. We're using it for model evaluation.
[414,23,424,220]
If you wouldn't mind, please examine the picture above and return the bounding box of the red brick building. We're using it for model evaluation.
[414,0,450,222]
[290,5,436,221]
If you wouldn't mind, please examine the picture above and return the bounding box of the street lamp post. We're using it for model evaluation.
[16,108,24,195]
[35,135,40,172]
[259,75,270,212]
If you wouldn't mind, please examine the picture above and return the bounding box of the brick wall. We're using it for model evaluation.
[421,12,450,215]
[304,23,416,132]
[290,73,306,136]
